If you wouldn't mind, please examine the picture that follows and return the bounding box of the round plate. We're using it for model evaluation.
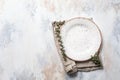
[61,17,102,61]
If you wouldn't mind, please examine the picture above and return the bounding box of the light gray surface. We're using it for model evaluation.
[0,0,120,80]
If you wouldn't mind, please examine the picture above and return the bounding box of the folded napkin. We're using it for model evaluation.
[52,19,103,74]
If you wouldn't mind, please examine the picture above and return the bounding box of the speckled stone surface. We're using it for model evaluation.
[0,0,120,80]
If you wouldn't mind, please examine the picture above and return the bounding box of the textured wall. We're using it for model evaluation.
[0,0,120,80]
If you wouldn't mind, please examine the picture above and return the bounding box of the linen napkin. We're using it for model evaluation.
[52,20,103,74]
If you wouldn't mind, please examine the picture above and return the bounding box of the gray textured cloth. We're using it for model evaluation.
[52,19,103,74]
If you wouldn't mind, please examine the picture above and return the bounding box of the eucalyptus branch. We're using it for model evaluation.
[91,54,102,66]
[53,21,67,61]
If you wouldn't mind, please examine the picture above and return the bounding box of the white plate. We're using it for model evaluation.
[61,17,102,61]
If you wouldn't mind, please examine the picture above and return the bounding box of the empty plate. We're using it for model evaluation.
[61,17,102,61]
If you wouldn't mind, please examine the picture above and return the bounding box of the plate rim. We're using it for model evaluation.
[60,17,103,62]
